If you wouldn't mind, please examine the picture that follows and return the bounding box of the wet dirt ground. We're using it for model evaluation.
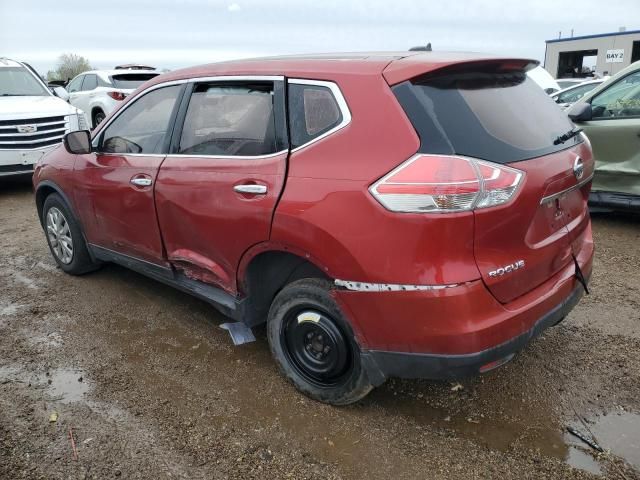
[1,177,639,479]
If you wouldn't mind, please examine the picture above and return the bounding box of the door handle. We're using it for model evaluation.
[130,176,152,187]
[234,184,267,195]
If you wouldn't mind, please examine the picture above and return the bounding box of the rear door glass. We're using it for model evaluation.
[393,70,580,163]
[81,74,97,91]
[178,83,277,157]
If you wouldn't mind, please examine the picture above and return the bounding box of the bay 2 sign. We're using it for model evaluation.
[606,49,625,63]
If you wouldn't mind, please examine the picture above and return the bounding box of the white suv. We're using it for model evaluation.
[66,67,160,128]
[0,58,87,178]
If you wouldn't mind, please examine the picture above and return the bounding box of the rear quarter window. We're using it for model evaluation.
[288,83,343,148]
[393,70,580,163]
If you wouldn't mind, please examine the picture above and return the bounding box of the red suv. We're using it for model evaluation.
[34,52,594,405]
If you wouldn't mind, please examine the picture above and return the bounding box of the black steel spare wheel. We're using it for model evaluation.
[283,309,353,387]
[267,278,374,405]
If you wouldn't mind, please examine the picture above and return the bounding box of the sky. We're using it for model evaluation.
[2,0,639,75]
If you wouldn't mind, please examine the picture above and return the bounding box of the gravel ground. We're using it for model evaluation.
[1,177,639,480]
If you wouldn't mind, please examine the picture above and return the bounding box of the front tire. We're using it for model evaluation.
[42,194,99,275]
[267,279,373,405]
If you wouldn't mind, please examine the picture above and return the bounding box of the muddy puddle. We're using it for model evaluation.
[565,411,640,474]
[0,366,90,404]
[42,369,90,403]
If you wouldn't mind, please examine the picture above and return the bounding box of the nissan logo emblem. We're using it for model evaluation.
[573,156,584,180]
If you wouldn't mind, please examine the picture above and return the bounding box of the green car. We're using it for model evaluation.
[568,61,640,212]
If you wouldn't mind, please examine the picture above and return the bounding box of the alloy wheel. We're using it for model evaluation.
[46,207,73,264]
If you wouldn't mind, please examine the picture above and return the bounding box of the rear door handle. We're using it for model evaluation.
[130,175,152,187]
[234,184,267,195]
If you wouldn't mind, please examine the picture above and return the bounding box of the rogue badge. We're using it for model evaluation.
[488,260,525,278]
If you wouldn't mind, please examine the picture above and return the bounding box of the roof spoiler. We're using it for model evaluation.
[383,55,540,86]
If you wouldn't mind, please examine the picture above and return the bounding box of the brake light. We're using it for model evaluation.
[369,154,524,213]
[108,91,126,101]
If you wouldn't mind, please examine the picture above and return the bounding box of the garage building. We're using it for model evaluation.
[544,28,640,79]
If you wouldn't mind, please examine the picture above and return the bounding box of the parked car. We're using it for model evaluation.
[527,66,561,94]
[567,60,640,212]
[66,67,160,128]
[34,52,594,405]
[0,57,87,178]
[551,79,603,109]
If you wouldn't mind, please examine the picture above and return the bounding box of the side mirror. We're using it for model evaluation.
[51,86,70,102]
[63,130,92,154]
[568,103,592,122]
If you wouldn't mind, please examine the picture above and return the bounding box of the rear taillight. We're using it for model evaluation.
[108,91,126,101]
[369,154,524,213]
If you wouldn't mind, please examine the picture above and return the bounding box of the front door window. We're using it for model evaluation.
[591,71,640,119]
[100,85,182,154]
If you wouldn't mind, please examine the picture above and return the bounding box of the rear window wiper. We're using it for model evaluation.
[553,127,583,145]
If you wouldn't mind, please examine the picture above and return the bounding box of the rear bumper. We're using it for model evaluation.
[334,223,593,385]
[589,191,640,212]
[360,283,584,386]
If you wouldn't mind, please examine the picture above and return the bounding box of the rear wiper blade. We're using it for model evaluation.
[554,127,583,145]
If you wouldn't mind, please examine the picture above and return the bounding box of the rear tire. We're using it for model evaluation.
[267,278,373,405]
[42,194,100,275]
[92,109,105,129]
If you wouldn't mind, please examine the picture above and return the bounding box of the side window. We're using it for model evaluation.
[288,82,343,149]
[67,76,83,93]
[81,74,97,91]
[178,83,277,156]
[101,85,181,155]
[592,71,640,119]
[557,83,594,104]
[97,75,111,87]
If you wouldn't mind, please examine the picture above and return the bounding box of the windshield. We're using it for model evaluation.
[0,66,50,96]
[110,73,159,89]
[393,70,579,164]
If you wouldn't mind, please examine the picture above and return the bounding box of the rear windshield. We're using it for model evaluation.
[110,73,159,89]
[393,70,580,163]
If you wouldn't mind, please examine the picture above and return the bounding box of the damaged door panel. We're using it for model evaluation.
[154,78,289,294]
